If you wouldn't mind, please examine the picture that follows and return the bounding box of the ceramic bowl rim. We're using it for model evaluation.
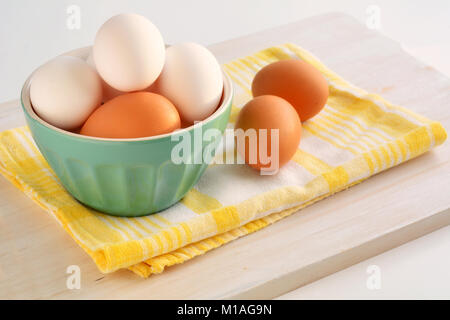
[21,46,234,143]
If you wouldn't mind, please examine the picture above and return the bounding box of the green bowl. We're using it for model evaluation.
[21,47,233,217]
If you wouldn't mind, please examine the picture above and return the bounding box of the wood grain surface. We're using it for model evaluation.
[0,13,449,299]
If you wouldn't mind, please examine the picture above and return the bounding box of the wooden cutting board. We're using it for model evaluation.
[0,13,449,299]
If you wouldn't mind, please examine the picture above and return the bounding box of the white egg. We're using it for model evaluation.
[155,42,224,124]
[86,50,124,102]
[30,56,102,130]
[93,13,165,92]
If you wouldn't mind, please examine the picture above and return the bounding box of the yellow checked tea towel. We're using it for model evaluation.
[0,44,446,277]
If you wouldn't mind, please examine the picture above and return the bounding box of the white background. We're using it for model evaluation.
[1,0,449,299]
[1,0,449,103]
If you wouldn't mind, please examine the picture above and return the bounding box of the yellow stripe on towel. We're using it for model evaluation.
[292,149,333,176]
[182,188,223,214]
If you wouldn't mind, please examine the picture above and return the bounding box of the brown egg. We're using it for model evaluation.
[80,92,180,139]
[235,95,302,171]
[252,59,329,122]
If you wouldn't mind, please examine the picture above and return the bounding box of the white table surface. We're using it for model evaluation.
[1,1,449,300]
[279,225,450,299]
